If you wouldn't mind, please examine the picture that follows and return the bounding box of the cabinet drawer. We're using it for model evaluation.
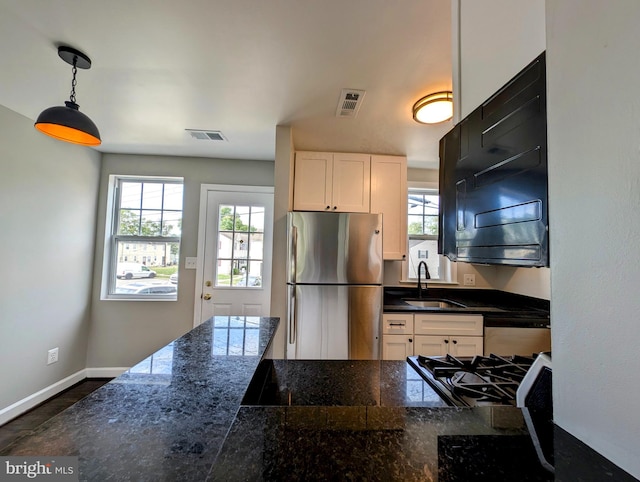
[414,314,483,336]
[382,313,414,334]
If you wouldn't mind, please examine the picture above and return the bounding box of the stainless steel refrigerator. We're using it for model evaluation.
[286,211,383,360]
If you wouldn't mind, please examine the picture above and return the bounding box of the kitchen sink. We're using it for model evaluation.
[402,298,466,309]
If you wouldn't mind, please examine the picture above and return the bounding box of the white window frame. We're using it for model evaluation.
[402,182,456,284]
[101,175,184,301]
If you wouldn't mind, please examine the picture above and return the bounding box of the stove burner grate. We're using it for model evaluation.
[447,371,520,401]
[412,353,537,406]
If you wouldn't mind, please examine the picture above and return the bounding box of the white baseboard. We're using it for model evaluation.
[85,367,129,378]
[0,367,129,426]
[0,370,86,426]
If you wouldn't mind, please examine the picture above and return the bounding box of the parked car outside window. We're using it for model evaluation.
[115,283,176,295]
[116,263,157,280]
[234,275,261,286]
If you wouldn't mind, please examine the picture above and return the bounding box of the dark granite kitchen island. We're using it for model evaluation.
[3,315,637,481]
[1,316,279,481]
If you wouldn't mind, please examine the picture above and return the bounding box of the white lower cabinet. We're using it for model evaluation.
[382,335,414,360]
[382,313,484,360]
[414,335,484,357]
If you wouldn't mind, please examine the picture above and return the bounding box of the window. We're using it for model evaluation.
[406,188,443,281]
[216,204,265,287]
[104,176,183,300]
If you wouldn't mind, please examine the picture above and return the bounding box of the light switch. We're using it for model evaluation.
[185,257,197,270]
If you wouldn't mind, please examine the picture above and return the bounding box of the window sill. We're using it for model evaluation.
[101,296,178,302]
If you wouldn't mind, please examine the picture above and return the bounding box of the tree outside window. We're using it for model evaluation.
[106,177,184,299]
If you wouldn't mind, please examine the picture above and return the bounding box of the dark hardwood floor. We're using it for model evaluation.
[0,378,112,452]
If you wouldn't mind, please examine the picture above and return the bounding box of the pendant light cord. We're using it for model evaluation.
[69,57,78,104]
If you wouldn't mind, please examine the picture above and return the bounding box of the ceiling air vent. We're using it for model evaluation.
[335,89,366,118]
[185,129,227,141]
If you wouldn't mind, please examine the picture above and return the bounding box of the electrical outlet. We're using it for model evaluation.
[47,347,59,365]
[185,257,197,270]
[463,274,476,286]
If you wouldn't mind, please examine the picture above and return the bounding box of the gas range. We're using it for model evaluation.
[407,353,537,407]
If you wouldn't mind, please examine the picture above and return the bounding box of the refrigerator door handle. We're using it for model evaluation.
[290,225,298,284]
[289,285,297,345]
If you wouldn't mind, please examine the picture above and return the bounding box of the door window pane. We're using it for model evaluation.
[216,204,265,288]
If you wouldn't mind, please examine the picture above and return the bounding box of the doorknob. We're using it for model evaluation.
[203,293,212,301]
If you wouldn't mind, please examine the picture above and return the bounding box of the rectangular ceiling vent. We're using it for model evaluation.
[335,89,366,118]
[185,129,227,141]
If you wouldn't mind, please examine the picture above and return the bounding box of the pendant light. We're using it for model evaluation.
[35,46,101,146]
[412,91,453,124]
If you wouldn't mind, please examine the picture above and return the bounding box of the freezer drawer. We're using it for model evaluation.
[288,285,381,360]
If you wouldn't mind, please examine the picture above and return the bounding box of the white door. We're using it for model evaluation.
[194,185,274,325]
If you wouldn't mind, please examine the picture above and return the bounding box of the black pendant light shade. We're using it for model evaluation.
[34,46,101,146]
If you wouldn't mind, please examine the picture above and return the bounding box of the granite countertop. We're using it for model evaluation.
[384,287,551,328]
[1,316,279,481]
[3,314,636,481]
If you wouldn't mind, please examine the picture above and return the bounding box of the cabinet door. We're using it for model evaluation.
[293,152,333,211]
[414,335,448,357]
[449,336,484,357]
[332,153,370,212]
[382,334,413,360]
[371,155,407,260]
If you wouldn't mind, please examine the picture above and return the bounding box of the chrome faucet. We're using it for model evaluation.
[417,261,431,299]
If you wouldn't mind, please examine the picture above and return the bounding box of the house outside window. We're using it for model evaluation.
[405,188,444,281]
[215,204,265,287]
[103,176,183,300]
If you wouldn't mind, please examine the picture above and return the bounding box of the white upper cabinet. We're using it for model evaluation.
[370,155,407,260]
[293,151,370,213]
[293,151,407,260]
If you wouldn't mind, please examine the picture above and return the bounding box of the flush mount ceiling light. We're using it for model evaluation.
[34,46,101,146]
[412,91,453,124]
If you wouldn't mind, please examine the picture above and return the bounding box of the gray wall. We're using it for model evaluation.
[547,1,640,477]
[0,104,101,409]
[87,154,274,367]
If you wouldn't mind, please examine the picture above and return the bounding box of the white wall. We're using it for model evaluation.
[452,0,550,300]
[87,154,274,367]
[267,126,294,359]
[546,1,640,477]
[455,0,546,120]
[0,105,101,409]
